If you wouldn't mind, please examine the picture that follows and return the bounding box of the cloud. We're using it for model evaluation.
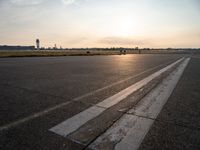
[99,37,145,46]
[62,0,76,5]
[62,0,91,6]
[10,0,46,6]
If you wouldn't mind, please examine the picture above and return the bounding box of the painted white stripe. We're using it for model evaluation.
[115,115,154,150]
[90,114,153,150]
[128,59,190,119]
[49,58,184,137]
[50,106,105,137]
[97,58,184,109]
[0,58,178,131]
[89,58,190,150]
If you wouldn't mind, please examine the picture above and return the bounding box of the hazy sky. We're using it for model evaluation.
[0,0,199,48]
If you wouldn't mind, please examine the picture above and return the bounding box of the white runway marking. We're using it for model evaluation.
[49,106,105,137]
[89,58,190,150]
[0,58,179,131]
[49,58,184,137]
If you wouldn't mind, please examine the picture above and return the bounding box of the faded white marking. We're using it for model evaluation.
[0,58,178,131]
[50,58,184,137]
[128,58,190,119]
[50,106,105,137]
[115,116,154,150]
[89,58,190,150]
[97,58,183,109]
[89,115,153,150]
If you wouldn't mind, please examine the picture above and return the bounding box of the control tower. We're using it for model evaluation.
[36,39,40,50]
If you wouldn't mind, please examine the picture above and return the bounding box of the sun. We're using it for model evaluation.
[117,18,135,36]
[109,16,135,37]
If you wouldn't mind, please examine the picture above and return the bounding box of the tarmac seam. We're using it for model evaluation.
[129,113,200,132]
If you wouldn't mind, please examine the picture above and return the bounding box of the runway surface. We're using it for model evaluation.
[0,54,199,150]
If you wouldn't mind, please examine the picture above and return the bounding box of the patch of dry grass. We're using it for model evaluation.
[0,50,196,57]
[0,50,122,57]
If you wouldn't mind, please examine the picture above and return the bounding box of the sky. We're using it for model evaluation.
[0,0,199,48]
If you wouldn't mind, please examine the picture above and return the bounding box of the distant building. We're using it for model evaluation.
[0,45,35,51]
[36,39,40,50]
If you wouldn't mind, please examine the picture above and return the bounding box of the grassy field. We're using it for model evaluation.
[0,50,197,57]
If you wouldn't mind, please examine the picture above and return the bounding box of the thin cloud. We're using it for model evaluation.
[99,37,145,46]
[62,0,76,5]
[10,0,46,6]
[62,0,91,6]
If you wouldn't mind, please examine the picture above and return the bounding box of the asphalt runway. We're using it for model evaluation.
[0,54,199,150]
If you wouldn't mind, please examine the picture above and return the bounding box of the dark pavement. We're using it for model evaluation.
[0,55,181,126]
[0,54,199,150]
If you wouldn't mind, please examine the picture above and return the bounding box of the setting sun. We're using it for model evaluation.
[112,16,135,37]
